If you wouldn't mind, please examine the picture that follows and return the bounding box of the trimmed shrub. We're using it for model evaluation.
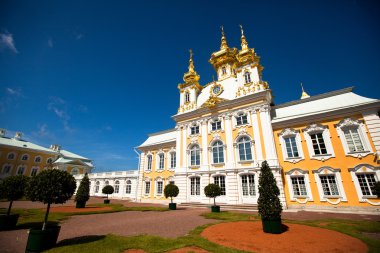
[164,184,179,203]
[102,185,114,199]
[0,175,29,215]
[75,173,90,203]
[204,183,221,206]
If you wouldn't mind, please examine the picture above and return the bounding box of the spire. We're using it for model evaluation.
[300,82,310,99]
[239,24,249,51]
[220,26,229,50]
[188,49,195,73]
[183,49,200,84]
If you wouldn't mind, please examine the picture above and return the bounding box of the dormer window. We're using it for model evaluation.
[244,71,251,84]
[221,67,227,75]
[211,120,222,131]
[190,125,200,135]
[7,153,15,160]
[21,154,29,161]
[236,113,248,126]
[185,91,190,103]
[35,156,41,163]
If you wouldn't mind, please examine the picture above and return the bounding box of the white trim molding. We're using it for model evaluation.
[312,166,347,204]
[278,128,305,164]
[349,164,380,205]
[303,123,335,161]
[335,118,373,158]
[285,168,313,203]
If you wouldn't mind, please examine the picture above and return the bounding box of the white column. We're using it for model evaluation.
[259,105,278,164]
[251,109,263,162]
[182,125,188,170]
[201,119,209,169]
[224,114,235,167]
[175,126,182,170]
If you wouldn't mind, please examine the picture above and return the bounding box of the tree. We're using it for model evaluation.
[257,160,282,221]
[75,173,90,203]
[164,184,179,203]
[204,183,221,206]
[102,185,114,199]
[0,175,29,215]
[26,169,76,230]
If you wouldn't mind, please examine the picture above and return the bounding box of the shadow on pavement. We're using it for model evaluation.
[55,235,106,247]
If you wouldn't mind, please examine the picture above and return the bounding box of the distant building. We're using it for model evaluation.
[136,27,380,212]
[0,130,93,179]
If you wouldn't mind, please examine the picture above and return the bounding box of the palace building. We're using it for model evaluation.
[136,26,380,212]
[0,130,93,179]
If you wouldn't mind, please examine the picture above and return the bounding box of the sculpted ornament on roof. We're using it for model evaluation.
[336,118,361,128]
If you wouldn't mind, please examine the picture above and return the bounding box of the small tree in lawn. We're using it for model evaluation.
[102,185,114,200]
[0,175,29,216]
[26,169,76,230]
[75,173,90,208]
[204,184,221,212]
[164,184,179,210]
[258,160,282,233]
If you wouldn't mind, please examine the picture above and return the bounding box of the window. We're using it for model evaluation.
[212,141,224,164]
[319,175,339,196]
[236,113,248,126]
[185,91,190,103]
[145,181,150,195]
[158,153,165,170]
[146,155,152,171]
[291,176,307,196]
[30,167,38,176]
[105,180,109,185]
[95,181,100,193]
[214,176,226,195]
[344,128,364,152]
[310,133,327,155]
[237,136,252,161]
[126,180,132,194]
[47,158,53,164]
[2,164,11,174]
[244,71,251,84]
[357,174,377,196]
[157,181,163,195]
[21,154,29,161]
[190,125,199,135]
[71,167,79,175]
[17,166,25,175]
[284,137,299,158]
[211,120,221,131]
[115,180,120,193]
[7,153,15,160]
[34,156,41,163]
[170,152,176,169]
[190,177,200,195]
[241,175,255,196]
[190,145,200,166]
[221,67,226,75]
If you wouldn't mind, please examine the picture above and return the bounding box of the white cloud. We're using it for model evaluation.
[76,33,84,40]
[0,32,18,53]
[48,96,73,132]
[0,87,23,113]
[48,37,53,48]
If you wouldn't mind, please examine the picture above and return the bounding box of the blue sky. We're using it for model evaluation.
[1,0,379,171]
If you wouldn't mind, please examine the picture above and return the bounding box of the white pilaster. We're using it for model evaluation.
[201,119,209,169]
[175,126,182,170]
[250,109,263,161]
[259,105,278,163]
[224,114,235,167]
[182,125,188,169]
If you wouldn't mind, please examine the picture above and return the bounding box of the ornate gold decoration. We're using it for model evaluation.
[240,25,249,51]
[220,26,229,50]
[201,96,226,109]
[210,78,224,97]
[209,27,238,71]
[235,81,269,98]
[178,101,197,113]
[179,49,203,92]
[300,82,310,99]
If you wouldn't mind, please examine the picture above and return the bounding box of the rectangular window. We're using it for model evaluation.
[31,168,38,177]
[170,153,176,168]
[145,181,150,195]
[191,126,200,135]
[17,167,25,175]
[126,184,131,194]
[190,177,200,196]
[157,181,163,195]
[284,137,299,158]
[357,174,376,196]
[241,175,255,196]
[291,176,307,196]
[115,185,119,193]
[211,121,222,131]
[214,176,226,195]
[344,129,364,152]
[236,115,248,126]
[320,175,339,196]
[147,156,152,171]
[190,149,200,166]
[310,133,327,155]
[95,185,99,193]
[159,154,165,170]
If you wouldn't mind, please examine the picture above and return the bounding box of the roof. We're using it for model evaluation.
[59,149,90,160]
[138,129,176,148]
[0,137,55,153]
[272,87,379,123]
[54,157,94,167]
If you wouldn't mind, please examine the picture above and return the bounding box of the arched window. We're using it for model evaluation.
[190,144,200,166]
[126,180,132,194]
[185,91,190,103]
[34,156,41,163]
[158,153,165,170]
[115,180,120,193]
[244,71,251,84]
[71,167,79,175]
[95,181,100,193]
[30,167,39,176]
[21,154,29,161]
[105,180,109,185]
[212,141,224,164]
[146,155,152,171]
[2,164,12,174]
[237,136,252,161]
[7,153,15,160]
[47,158,53,164]
[17,165,25,175]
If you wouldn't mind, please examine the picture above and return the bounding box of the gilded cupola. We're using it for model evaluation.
[236,25,259,66]
[178,49,202,91]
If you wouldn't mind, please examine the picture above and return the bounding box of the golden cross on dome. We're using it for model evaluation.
[239,24,244,35]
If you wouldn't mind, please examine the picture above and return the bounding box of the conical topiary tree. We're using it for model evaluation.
[75,173,90,208]
[257,160,282,233]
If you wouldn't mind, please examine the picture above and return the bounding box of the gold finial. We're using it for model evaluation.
[239,24,249,51]
[220,25,229,50]
[300,82,310,99]
[188,49,195,73]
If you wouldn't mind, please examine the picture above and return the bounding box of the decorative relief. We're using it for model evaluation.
[303,123,327,133]
[336,118,361,129]
[279,128,299,137]
[178,101,197,113]
[235,81,269,98]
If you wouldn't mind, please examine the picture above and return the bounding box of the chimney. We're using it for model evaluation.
[0,129,5,137]
[50,144,61,152]
[14,132,23,140]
